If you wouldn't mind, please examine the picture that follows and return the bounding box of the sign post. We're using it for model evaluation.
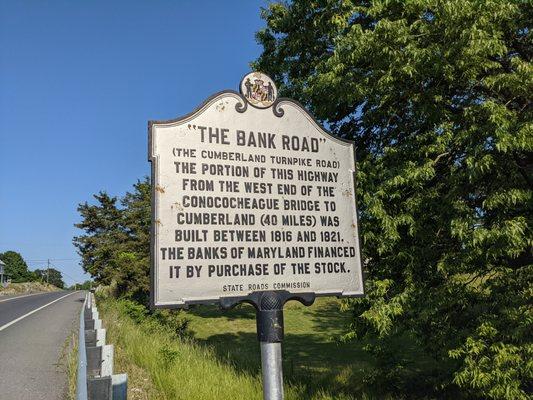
[149,72,364,399]
[220,290,314,400]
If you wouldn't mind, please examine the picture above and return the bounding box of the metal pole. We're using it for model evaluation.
[256,291,285,400]
[220,291,314,400]
[260,342,284,400]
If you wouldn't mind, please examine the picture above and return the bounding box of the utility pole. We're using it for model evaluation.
[47,259,50,284]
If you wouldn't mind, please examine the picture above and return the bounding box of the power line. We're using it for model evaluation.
[25,258,80,262]
[27,262,86,285]
[49,264,79,282]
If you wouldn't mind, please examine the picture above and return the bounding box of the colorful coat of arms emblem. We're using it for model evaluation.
[240,72,278,108]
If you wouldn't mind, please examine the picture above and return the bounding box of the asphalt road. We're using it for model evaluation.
[0,291,85,400]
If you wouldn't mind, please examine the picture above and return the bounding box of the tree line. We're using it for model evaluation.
[0,251,65,288]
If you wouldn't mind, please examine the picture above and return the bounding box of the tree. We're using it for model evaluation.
[73,178,151,303]
[34,268,65,289]
[73,192,126,284]
[255,1,532,399]
[116,178,151,302]
[68,280,93,290]
[0,251,35,282]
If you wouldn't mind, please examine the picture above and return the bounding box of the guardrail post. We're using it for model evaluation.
[88,376,112,399]
[86,346,102,377]
[85,330,96,347]
[96,329,106,347]
[86,329,107,348]
[112,374,128,400]
[101,344,114,377]
[85,318,102,330]
[77,291,127,400]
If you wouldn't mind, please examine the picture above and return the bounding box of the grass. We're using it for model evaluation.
[58,321,78,400]
[101,299,269,400]
[65,331,78,400]
[98,296,383,400]
[0,281,59,296]
[185,298,373,398]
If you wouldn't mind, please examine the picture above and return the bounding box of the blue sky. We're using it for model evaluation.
[0,0,268,285]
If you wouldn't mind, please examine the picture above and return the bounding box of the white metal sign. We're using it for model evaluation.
[149,72,364,308]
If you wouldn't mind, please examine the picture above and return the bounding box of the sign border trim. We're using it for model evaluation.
[148,89,366,309]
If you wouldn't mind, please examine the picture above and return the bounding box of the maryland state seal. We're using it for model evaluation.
[240,72,278,109]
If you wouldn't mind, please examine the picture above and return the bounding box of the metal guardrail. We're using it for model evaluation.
[77,292,127,400]
[77,294,88,399]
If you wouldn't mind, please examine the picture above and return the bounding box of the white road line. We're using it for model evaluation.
[0,291,79,332]
[0,292,49,303]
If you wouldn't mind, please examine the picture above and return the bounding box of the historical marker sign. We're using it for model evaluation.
[149,72,363,308]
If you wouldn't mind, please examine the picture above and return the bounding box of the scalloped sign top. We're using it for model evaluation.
[148,73,363,308]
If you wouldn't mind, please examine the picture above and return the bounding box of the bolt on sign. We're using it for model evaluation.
[149,72,364,308]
